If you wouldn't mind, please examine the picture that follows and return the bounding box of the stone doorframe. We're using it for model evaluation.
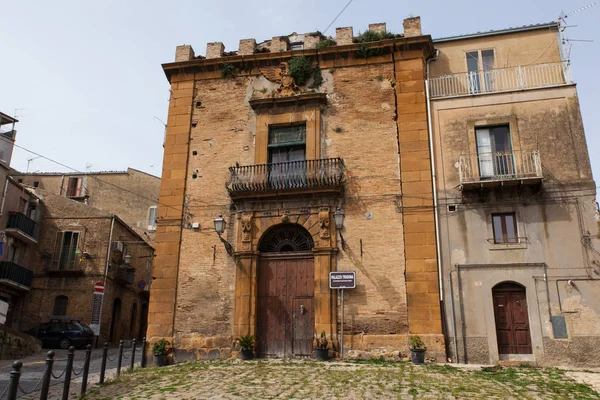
[232,206,339,349]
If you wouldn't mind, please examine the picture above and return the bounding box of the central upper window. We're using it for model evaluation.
[268,124,306,164]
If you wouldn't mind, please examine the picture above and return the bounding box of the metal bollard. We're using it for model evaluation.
[40,351,55,400]
[7,361,22,400]
[80,344,92,396]
[141,337,147,368]
[130,338,136,372]
[62,346,75,400]
[99,342,108,384]
[116,340,124,378]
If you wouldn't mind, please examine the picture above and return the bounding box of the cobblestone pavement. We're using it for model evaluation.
[82,359,600,400]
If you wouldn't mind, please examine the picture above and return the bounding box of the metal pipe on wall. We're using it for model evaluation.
[448,271,459,363]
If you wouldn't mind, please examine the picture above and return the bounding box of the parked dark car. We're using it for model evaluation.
[24,320,95,349]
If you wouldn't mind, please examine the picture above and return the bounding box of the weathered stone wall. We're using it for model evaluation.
[12,169,160,243]
[0,324,41,360]
[21,192,153,343]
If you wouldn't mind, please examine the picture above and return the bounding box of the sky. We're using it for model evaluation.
[0,0,598,181]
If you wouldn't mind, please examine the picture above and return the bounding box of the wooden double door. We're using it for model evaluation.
[492,282,532,355]
[256,254,314,357]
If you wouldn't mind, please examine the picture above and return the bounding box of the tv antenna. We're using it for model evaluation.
[558,2,596,62]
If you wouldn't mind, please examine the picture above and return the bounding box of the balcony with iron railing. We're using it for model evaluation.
[458,150,543,190]
[0,261,33,290]
[44,255,84,276]
[429,62,572,99]
[6,212,39,244]
[226,158,345,198]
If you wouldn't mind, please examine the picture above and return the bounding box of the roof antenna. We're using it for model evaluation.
[557,3,596,63]
[85,162,92,173]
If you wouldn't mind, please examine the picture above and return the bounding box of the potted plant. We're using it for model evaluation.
[409,335,426,364]
[314,331,329,361]
[237,335,255,360]
[152,339,170,367]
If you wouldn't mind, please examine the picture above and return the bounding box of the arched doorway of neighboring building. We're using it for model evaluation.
[139,303,148,340]
[256,224,315,357]
[109,298,122,342]
[492,282,532,355]
[129,303,137,340]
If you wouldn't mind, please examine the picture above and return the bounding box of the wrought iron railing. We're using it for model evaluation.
[458,150,542,184]
[227,158,345,194]
[0,261,33,288]
[6,212,38,239]
[429,62,572,98]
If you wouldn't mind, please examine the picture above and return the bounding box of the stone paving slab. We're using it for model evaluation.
[81,359,600,400]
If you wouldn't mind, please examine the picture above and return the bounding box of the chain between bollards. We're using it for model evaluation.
[40,350,55,400]
[61,346,75,400]
[99,342,108,384]
[130,339,136,371]
[80,344,92,396]
[141,337,147,368]
[116,340,124,378]
[6,361,22,400]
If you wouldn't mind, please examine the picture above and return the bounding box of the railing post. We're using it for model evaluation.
[141,337,147,368]
[80,344,92,396]
[116,340,124,378]
[7,361,22,400]
[99,342,108,384]
[61,346,75,400]
[40,350,55,400]
[130,338,136,372]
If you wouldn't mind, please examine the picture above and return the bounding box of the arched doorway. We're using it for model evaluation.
[139,303,149,340]
[492,282,532,355]
[109,298,121,342]
[256,224,315,357]
[129,303,137,340]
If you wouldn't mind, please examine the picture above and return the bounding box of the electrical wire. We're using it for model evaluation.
[323,0,356,34]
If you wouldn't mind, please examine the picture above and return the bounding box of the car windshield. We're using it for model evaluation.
[80,324,94,333]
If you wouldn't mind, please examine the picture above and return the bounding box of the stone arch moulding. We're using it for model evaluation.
[231,207,339,350]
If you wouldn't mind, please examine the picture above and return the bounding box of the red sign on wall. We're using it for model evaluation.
[94,282,105,293]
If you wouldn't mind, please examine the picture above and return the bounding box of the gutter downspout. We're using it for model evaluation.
[425,49,442,300]
[96,215,115,346]
[448,271,459,363]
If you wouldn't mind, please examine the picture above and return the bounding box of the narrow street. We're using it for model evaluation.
[0,346,140,399]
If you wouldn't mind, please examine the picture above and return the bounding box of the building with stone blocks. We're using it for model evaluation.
[13,168,160,243]
[21,189,154,345]
[0,178,42,330]
[151,17,446,361]
[429,22,600,366]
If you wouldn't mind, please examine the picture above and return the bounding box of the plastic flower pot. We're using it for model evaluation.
[154,354,168,367]
[315,348,329,361]
[410,349,426,364]
[240,349,254,360]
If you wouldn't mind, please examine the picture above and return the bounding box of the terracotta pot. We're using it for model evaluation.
[315,348,329,361]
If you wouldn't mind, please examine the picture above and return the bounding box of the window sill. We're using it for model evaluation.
[489,242,527,251]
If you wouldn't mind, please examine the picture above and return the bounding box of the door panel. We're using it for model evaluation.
[257,256,314,357]
[493,285,532,355]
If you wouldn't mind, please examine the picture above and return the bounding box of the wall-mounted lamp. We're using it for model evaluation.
[334,208,346,249]
[123,254,132,265]
[214,215,233,256]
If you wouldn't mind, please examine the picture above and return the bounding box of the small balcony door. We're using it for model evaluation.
[467,50,495,94]
[268,124,306,188]
[476,126,514,180]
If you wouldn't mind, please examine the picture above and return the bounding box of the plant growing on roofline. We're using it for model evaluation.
[237,335,255,360]
[408,335,427,365]
[152,339,170,367]
[314,331,330,361]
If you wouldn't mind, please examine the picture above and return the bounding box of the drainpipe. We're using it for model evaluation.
[425,49,442,299]
[448,271,459,363]
[96,215,115,346]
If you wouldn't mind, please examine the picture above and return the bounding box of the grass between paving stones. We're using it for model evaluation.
[80,359,600,400]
